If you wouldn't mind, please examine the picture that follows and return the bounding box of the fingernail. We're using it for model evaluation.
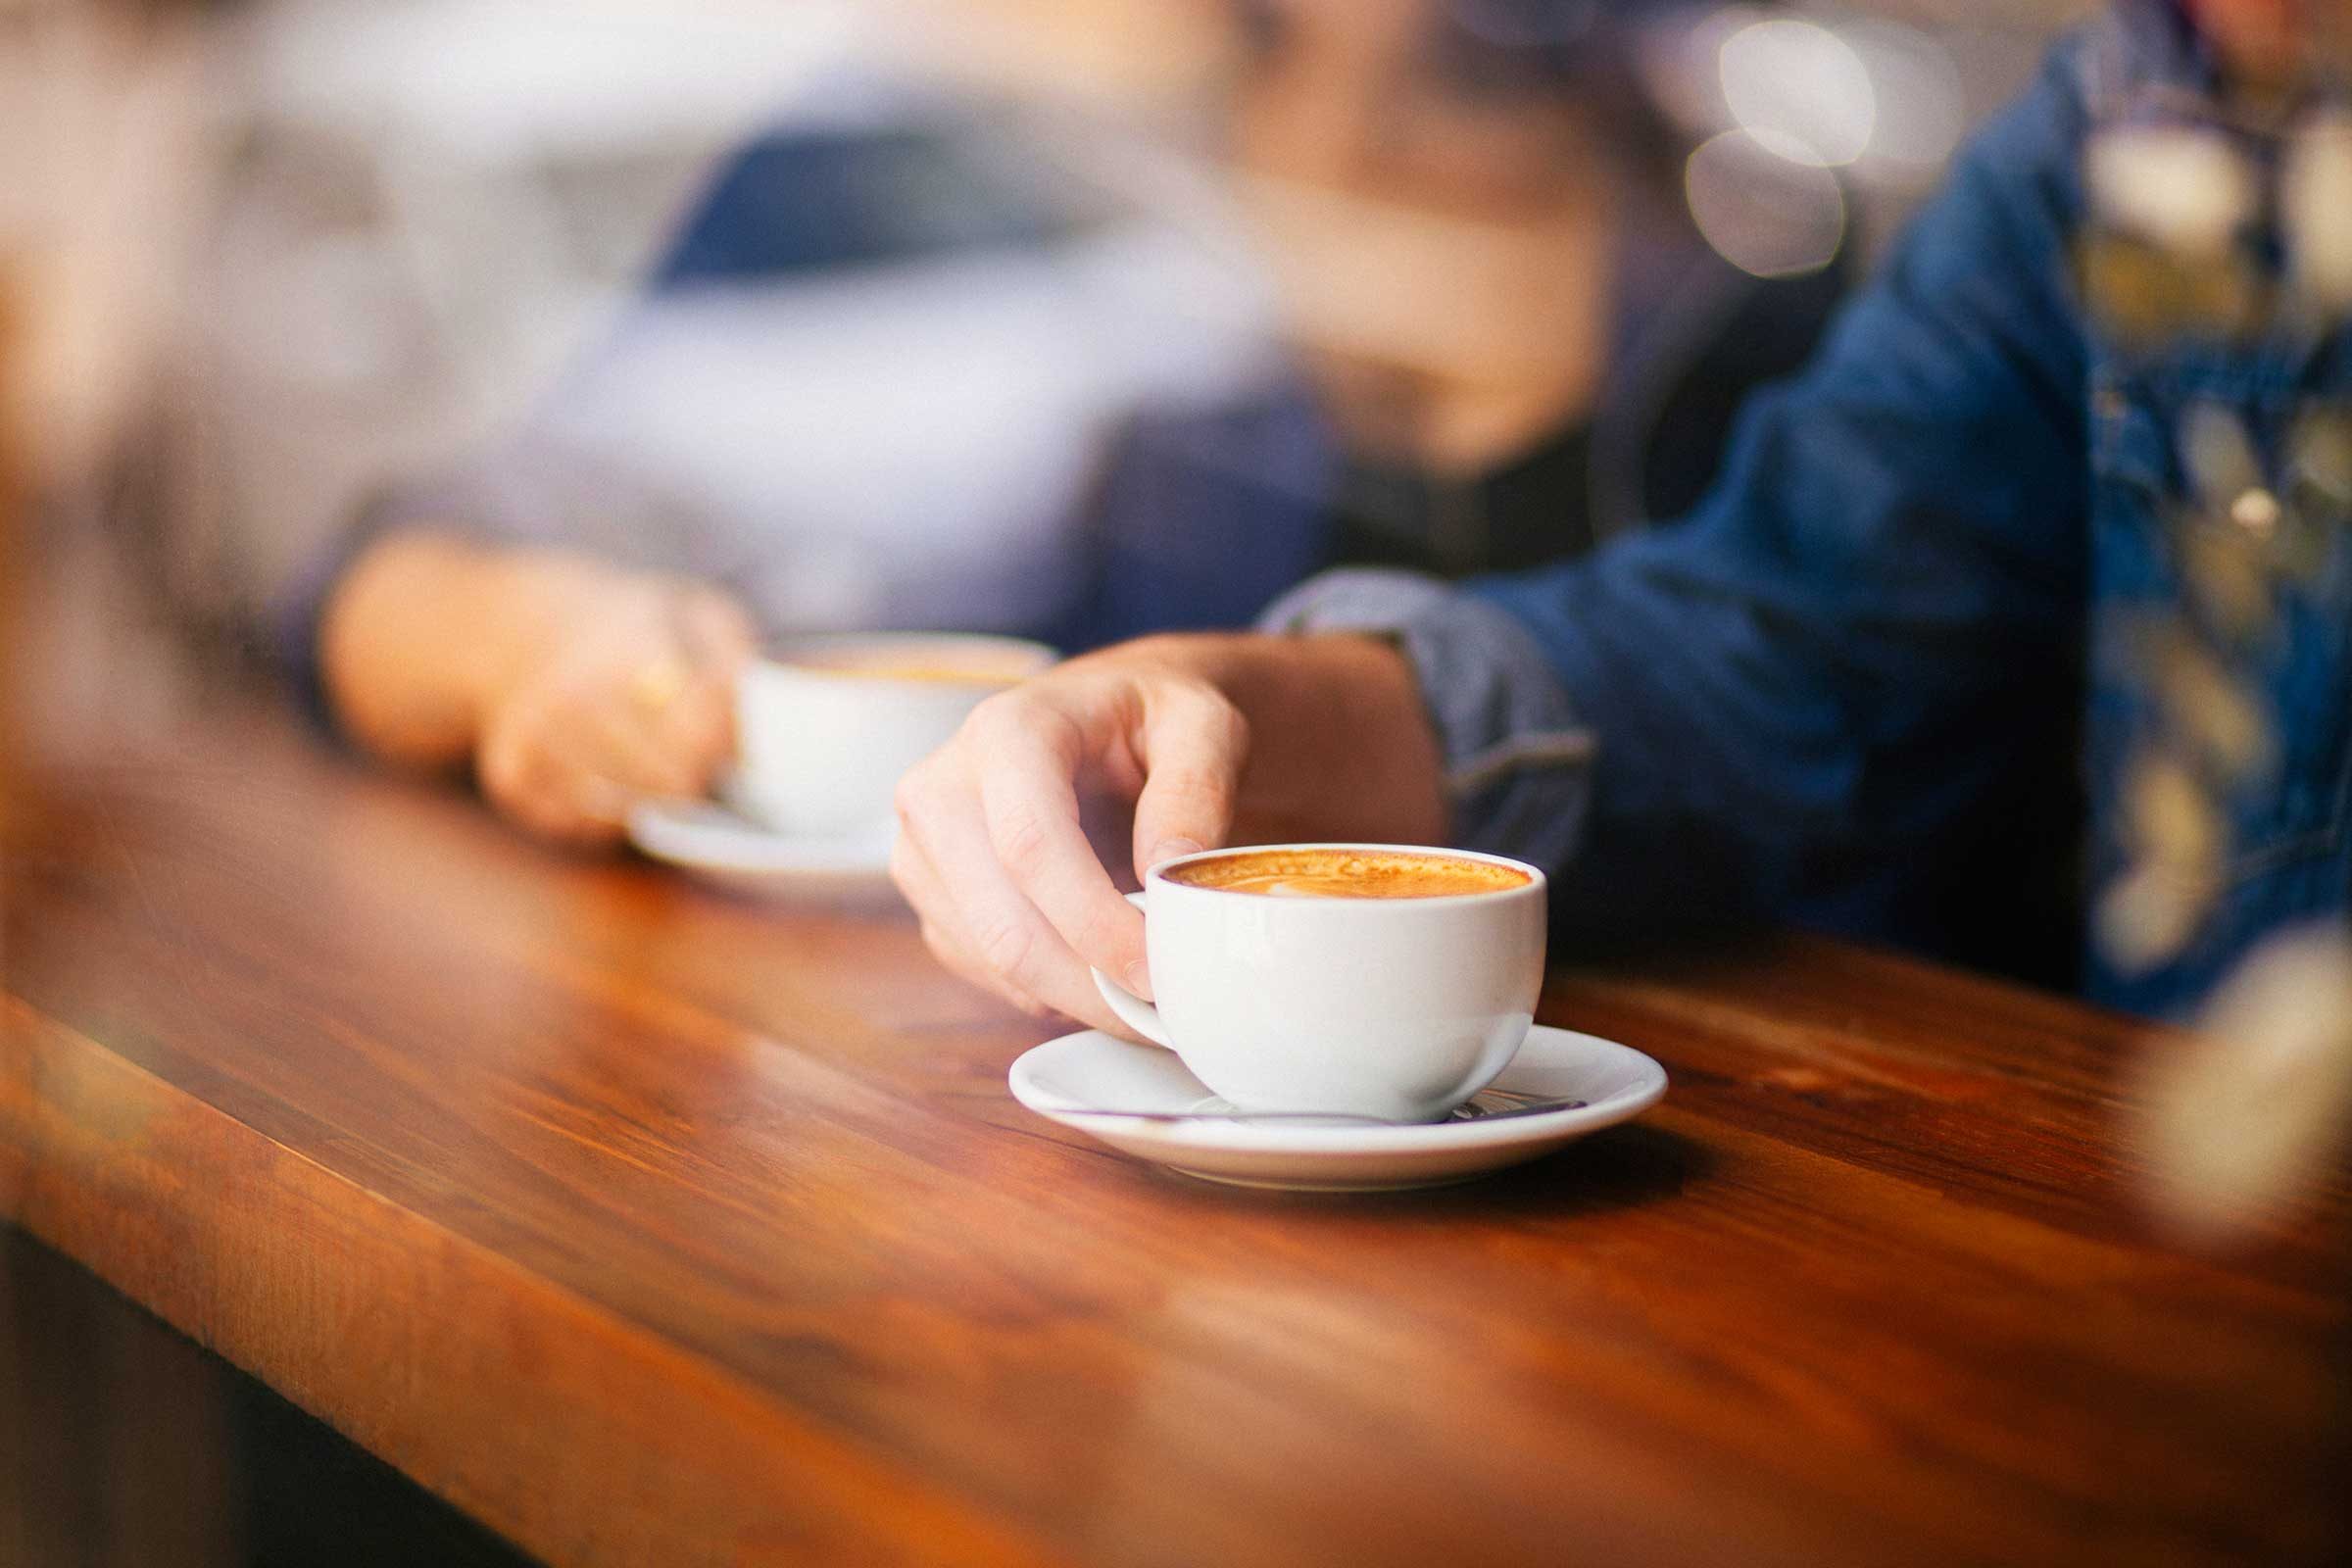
[1148,836,1202,869]
[1123,960,1152,1000]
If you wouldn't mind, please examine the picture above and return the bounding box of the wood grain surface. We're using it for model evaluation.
[4,706,2347,1568]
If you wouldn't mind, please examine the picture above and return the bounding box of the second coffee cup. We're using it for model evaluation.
[730,632,1055,838]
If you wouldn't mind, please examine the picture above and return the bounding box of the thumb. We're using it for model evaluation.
[1129,685,1249,879]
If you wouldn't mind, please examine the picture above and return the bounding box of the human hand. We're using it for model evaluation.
[889,632,1446,1032]
[472,563,756,848]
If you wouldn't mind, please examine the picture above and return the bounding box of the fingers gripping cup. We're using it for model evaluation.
[1092,845,1547,1122]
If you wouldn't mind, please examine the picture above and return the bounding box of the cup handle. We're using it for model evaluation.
[1090,892,1173,1048]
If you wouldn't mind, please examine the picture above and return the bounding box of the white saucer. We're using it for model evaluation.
[627,799,897,902]
[1008,1025,1667,1192]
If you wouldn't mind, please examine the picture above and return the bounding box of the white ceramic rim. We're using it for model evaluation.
[1008,1025,1666,1152]
[1144,841,1547,907]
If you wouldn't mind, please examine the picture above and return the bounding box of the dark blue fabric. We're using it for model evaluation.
[653,122,1066,285]
[1466,5,2352,1015]
[1035,248,1847,655]
[1034,385,1339,652]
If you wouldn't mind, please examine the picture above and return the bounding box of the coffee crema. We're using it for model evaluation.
[1164,849,1530,900]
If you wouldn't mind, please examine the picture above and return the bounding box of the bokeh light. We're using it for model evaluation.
[2085,124,2256,256]
[1684,126,1846,277]
[1842,18,1964,180]
[1718,17,1877,169]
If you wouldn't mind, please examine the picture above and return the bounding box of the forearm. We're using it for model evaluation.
[318,532,585,767]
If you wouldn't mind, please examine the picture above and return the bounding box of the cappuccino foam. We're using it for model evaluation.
[1166,849,1530,900]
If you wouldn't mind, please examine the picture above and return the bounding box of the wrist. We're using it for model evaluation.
[1213,632,1447,844]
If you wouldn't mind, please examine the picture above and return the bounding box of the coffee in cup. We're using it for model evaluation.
[1161,846,1533,900]
[1092,843,1546,1121]
[731,633,1055,837]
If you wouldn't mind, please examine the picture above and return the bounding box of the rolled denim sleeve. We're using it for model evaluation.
[1259,567,1594,874]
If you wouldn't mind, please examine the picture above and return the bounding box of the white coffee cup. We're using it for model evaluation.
[730,632,1055,837]
[1090,843,1547,1121]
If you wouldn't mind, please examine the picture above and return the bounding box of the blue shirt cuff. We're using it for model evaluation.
[1256,567,1593,873]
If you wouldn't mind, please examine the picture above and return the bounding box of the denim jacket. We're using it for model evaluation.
[1270,3,2352,1019]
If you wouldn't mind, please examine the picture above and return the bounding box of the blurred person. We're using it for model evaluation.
[290,0,1844,845]
[891,0,2352,1030]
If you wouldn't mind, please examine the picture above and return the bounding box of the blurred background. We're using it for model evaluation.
[3,2,2102,1565]
[2,0,2082,737]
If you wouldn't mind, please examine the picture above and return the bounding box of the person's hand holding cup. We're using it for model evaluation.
[470,564,757,847]
[889,631,1455,1035]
